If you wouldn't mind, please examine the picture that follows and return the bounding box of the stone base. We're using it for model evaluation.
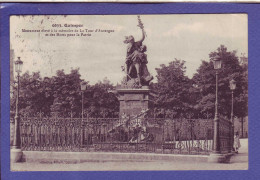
[11,148,23,163]
[117,88,153,117]
[208,153,232,163]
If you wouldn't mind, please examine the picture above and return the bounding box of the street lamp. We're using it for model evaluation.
[230,79,236,152]
[209,55,222,162]
[11,57,23,162]
[80,81,87,146]
[80,81,87,119]
[212,55,222,70]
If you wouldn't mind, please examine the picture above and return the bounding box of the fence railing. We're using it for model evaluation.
[219,118,233,153]
[17,113,232,155]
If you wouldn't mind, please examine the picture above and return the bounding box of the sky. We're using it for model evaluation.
[10,14,248,85]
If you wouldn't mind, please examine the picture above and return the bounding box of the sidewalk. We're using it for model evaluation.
[229,138,248,165]
[11,139,248,171]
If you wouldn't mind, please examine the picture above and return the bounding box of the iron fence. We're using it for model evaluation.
[18,112,232,155]
[219,118,233,153]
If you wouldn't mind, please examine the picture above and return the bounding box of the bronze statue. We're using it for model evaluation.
[123,16,153,88]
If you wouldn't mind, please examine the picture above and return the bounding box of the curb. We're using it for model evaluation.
[22,151,209,164]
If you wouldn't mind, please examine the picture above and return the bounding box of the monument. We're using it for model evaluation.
[117,15,154,118]
[109,16,160,143]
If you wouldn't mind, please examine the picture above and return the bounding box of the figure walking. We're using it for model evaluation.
[233,131,241,153]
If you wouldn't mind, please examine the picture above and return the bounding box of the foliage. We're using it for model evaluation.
[151,59,194,117]
[192,45,248,118]
[85,78,119,117]
[49,69,82,115]
[234,63,248,119]
[11,71,53,116]
[11,70,119,118]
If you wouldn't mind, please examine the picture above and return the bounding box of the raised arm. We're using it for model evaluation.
[139,28,145,43]
[137,16,145,43]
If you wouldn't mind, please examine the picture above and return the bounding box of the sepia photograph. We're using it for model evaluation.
[9,14,248,171]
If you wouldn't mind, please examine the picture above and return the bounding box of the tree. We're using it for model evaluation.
[50,68,82,116]
[11,69,119,118]
[152,59,194,117]
[86,77,119,118]
[192,45,248,119]
[234,62,248,137]
[11,71,54,116]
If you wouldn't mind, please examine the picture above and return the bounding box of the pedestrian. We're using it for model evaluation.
[234,131,241,153]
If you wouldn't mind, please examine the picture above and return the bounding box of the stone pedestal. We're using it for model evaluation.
[114,86,161,143]
[117,87,153,117]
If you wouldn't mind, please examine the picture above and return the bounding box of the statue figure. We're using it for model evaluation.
[123,16,153,88]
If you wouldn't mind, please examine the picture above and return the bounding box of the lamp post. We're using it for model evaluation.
[208,55,223,162]
[80,81,87,146]
[11,57,23,163]
[230,79,236,152]
[213,55,222,153]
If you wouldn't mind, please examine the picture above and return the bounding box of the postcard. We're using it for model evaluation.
[8,14,248,171]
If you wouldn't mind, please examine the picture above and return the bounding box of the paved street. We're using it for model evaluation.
[11,139,248,171]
